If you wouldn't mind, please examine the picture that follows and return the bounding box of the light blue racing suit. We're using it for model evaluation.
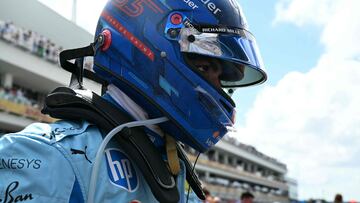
[0,119,200,203]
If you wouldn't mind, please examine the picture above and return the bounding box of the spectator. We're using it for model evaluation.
[240,192,254,203]
[12,26,21,45]
[46,41,56,62]
[16,27,28,49]
[49,42,57,62]
[0,20,67,66]
[23,29,34,52]
[55,46,63,63]
[0,84,45,109]
[2,21,14,42]
[36,35,45,57]
[334,194,343,203]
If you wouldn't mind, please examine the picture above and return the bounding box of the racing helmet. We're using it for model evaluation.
[93,0,267,152]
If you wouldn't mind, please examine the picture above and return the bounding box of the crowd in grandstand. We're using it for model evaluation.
[0,19,96,110]
[0,19,93,69]
[0,85,44,108]
[0,20,62,63]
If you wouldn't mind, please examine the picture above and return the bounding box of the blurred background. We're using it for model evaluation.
[0,0,359,202]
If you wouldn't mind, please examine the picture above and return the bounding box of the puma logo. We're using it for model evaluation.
[70,146,92,163]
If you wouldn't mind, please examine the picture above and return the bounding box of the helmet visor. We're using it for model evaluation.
[179,27,267,88]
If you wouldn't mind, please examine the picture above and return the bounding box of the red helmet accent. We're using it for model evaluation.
[170,13,182,25]
[101,29,112,51]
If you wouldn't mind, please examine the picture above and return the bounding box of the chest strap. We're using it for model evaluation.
[165,134,181,175]
[42,87,179,203]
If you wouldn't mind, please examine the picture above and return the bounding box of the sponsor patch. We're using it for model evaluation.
[0,158,41,170]
[182,0,199,10]
[105,149,139,192]
[200,0,222,15]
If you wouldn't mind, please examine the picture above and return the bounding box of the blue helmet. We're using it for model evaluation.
[93,0,267,152]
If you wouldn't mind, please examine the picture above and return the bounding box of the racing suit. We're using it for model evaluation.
[0,85,200,203]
